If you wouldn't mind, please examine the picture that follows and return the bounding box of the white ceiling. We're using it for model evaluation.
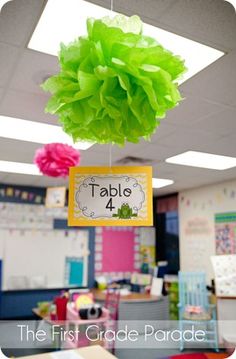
[0,0,236,196]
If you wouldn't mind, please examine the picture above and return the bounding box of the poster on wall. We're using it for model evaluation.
[45,187,66,208]
[139,227,156,266]
[211,254,236,297]
[215,213,236,254]
[65,257,84,286]
[68,167,153,227]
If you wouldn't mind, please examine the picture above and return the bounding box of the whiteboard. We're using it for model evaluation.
[0,229,89,290]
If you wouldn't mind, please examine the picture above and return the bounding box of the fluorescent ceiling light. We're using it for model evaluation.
[152,178,174,189]
[28,0,224,83]
[166,151,236,170]
[0,160,41,176]
[0,116,93,150]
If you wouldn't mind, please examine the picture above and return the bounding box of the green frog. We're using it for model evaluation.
[112,203,138,219]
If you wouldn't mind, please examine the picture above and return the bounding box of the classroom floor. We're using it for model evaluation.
[115,349,229,359]
[2,347,229,359]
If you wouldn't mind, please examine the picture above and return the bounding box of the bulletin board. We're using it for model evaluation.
[94,227,140,278]
[0,229,89,290]
[215,213,236,254]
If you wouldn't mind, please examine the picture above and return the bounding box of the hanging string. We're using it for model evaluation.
[108,0,113,172]
[109,143,112,171]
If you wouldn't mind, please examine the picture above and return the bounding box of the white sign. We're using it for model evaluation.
[68,167,153,226]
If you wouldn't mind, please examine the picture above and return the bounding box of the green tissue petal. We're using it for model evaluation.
[42,14,187,146]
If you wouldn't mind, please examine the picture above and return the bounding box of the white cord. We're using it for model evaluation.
[109,143,112,169]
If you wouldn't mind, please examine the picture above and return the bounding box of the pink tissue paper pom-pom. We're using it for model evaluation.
[34,143,80,178]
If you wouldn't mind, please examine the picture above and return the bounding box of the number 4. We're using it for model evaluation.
[106,198,115,211]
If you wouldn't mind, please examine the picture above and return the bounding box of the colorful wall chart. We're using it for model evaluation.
[215,213,236,254]
[68,166,153,227]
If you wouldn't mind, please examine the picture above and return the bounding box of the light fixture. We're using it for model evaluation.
[28,0,224,83]
[0,116,93,150]
[0,160,41,176]
[166,151,236,170]
[152,178,174,189]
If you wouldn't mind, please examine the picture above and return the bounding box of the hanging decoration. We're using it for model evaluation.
[34,143,80,178]
[68,166,153,226]
[42,15,186,146]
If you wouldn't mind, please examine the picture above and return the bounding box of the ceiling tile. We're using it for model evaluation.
[33,176,67,187]
[160,0,236,51]
[128,143,184,162]
[0,87,5,103]
[157,128,222,150]
[191,108,236,136]
[200,134,236,157]
[165,95,223,125]
[0,174,38,187]
[0,138,39,163]
[80,149,113,166]
[181,51,236,106]
[0,0,45,47]
[113,0,176,20]
[0,173,8,182]
[0,89,57,124]
[150,122,178,142]
[0,42,19,87]
[9,49,59,95]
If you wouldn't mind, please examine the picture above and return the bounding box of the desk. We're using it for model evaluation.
[216,296,236,344]
[19,345,117,359]
[32,308,52,322]
[32,307,66,350]
[92,289,159,303]
[93,289,169,331]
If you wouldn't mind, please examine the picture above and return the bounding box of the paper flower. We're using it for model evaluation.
[42,15,186,146]
[34,143,80,178]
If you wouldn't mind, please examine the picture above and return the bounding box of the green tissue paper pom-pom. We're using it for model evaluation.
[42,15,187,146]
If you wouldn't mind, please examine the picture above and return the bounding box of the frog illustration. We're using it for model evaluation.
[112,203,138,219]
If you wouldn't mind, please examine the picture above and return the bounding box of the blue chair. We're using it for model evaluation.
[178,271,218,352]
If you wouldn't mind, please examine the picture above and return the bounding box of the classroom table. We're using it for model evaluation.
[92,289,160,302]
[32,308,66,350]
[216,296,236,345]
[18,345,117,359]
[93,289,169,334]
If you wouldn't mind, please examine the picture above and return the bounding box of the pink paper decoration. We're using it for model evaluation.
[34,143,80,178]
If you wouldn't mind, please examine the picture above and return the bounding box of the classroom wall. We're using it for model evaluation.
[179,179,236,282]
[0,183,96,318]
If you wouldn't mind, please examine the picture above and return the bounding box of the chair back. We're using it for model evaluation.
[104,288,120,320]
[178,272,208,309]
